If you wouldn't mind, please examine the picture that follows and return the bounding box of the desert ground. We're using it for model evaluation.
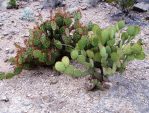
[0,0,149,113]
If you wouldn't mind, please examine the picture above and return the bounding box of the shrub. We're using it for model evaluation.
[7,0,18,9]
[55,20,145,90]
[105,0,135,14]
[14,9,87,68]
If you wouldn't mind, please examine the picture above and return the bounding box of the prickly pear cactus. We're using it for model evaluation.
[13,9,88,74]
[55,20,145,90]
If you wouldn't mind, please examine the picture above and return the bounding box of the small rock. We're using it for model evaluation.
[146,66,149,69]
[102,82,112,89]
[4,58,8,62]
[145,17,149,21]
[5,48,10,54]
[0,36,4,39]
[7,36,13,40]
[0,96,9,102]
[50,76,58,85]
[35,13,40,17]
[84,81,95,91]
[45,15,50,18]
[42,95,54,104]
[22,99,31,106]
[50,79,58,85]
[23,32,30,37]
[10,31,16,35]
[0,23,3,27]
[67,7,79,14]
[3,32,9,36]
[5,48,14,54]
[80,4,88,10]
[133,2,149,12]
[141,77,146,80]
[9,49,15,54]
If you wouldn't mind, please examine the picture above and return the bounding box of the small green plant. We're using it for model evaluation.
[105,0,135,14]
[7,0,18,9]
[55,20,145,90]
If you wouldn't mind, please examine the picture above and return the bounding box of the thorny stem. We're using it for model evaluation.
[94,62,104,82]
[61,44,74,49]
[99,66,104,82]
[90,67,104,83]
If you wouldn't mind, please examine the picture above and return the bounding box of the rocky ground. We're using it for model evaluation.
[0,0,149,113]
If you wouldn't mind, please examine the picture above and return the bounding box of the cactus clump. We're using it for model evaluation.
[55,20,145,90]
[9,9,88,75]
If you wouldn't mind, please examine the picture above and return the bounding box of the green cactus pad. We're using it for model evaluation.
[54,40,62,49]
[33,50,42,58]
[78,36,88,49]
[33,38,40,46]
[107,39,115,46]
[121,32,129,41]
[55,16,64,27]
[39,53,47,62]
[109,28,115,39]
[71,50,79,60]
[127,26,140,37]
[135,52,145,60]
[18,56,25,65]
[62,56,70,66]
[86,50,94,59]
[111,52,119,62]
[55,62,66,72]
[131,43,142,54]
[94,52,101,62]
[0,72,5,80]
[77,55,86,63]
[14,67,22,75]
[101,29,109,45]
[118,21,125,29]
[106,46,111,54]
[64,65,74,75]
[123,45,132,55]
[100,47,107,57]
[5,72,15,79]
[73,69,82,77]
[51,21,57,30]
[64,18,72,27]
